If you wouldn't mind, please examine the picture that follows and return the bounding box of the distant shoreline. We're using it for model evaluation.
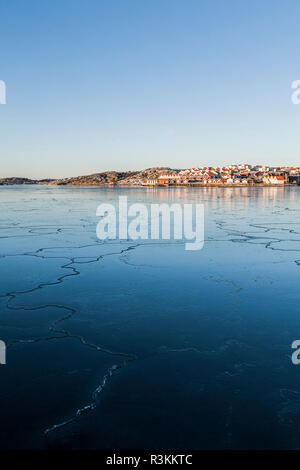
[0,183,295,188]
[1,165,299,187]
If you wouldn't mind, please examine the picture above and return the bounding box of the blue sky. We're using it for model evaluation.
[1,0,300,178]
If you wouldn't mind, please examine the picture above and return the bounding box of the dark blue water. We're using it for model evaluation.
[1,185,300,449]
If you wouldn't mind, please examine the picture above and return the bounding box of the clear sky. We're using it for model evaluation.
[1,0,300,178]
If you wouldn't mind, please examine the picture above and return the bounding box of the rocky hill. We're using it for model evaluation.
[53,171,138,186]
[0,168,176,186]
[52,167,175,186]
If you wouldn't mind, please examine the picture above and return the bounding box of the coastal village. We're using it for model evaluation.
[142,164,300,186]
[1,164,300,186]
